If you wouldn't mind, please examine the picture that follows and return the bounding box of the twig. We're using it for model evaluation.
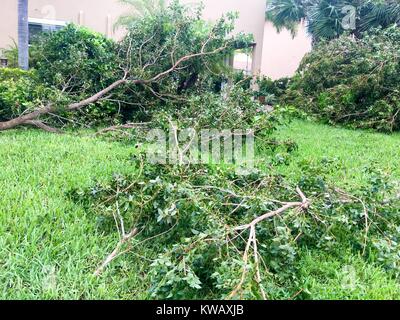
[93,228,138,276]
[229,187,310,300]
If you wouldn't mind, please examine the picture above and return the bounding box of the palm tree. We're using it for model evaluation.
[266,0,400,41]
[18,0,29,70]
[115,0,166,29]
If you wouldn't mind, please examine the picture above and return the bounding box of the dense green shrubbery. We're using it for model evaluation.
[0,68,48,121]
[31,24,119,94]
[30,24,123,125]
[282,26,400,132]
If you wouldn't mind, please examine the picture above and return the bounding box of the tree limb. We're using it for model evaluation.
[24,120,63,134]
[0,38,229,132]
[229,187,310,300]
[94,227,139,277]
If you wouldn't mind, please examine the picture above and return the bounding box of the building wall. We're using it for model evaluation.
[261,22,312,80]
[182,0,267,74]
[0,0,267,74]
[0,0,126,50]
[0,0,19,51]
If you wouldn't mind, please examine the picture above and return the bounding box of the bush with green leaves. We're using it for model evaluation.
[282,26,400,132]
[0,68,49,121]
[31,24,119,95]
[28,24,122,125]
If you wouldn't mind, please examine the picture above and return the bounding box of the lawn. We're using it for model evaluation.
[0,130,148,299]
[0,120,399,299]
[273,119,400,188]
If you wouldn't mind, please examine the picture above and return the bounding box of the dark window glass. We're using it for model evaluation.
[29,23,64,44]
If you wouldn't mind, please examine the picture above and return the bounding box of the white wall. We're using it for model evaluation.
[180,0,266,75]
[261,21,312,79]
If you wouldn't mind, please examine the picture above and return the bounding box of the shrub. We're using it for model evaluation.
[0,68,46,121]
[29,24,122,125]
[31,24,119,94]
[282,26,400,132]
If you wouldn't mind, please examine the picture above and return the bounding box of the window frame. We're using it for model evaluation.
[28,17,68,44]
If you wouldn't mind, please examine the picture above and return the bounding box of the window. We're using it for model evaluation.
[28,18,67,43]
[0,58,8,68]
[232,49,253,75]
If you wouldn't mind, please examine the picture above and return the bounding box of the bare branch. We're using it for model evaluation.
[229,187,310,300]
[24,120,63,134]
[94,228,139,277]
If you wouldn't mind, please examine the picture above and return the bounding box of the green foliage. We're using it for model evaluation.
[118,0,252,113]
[0,41,19,68]
[73,141,400,299]
[1,120,400,299]
[266,0,400,41]
[28,24,121,125]
[0,68,47,121]
[150,86,279,133]
[31,24,119,94]
[282,26,400,132]
[5,2,253,127]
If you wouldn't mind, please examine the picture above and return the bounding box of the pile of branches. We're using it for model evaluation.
[71,154,400,299]
[282,26,400,132]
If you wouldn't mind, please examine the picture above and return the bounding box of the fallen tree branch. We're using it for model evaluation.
[0,34,229,132]
[94,227,138,277]
[24,120,63,134]
[229,187,310,300]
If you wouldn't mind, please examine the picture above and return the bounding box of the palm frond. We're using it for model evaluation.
[115,0,166,29]
[266,0,307,36]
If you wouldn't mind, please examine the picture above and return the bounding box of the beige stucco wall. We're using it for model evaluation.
[0,1,19,51]
[0,0,267,74]
[261,21,312,80]
[181,0,266,74]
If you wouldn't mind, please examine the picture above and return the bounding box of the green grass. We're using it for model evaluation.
[0,130,149,299]
[272,120,400,300]
[298,250,400,300]
[0,121,399,299]
[273,119,400,188]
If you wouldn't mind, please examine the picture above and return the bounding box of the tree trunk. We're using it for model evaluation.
[18,0,29,70]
